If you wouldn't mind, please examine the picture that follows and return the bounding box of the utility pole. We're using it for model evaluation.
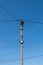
[20,20,24,65]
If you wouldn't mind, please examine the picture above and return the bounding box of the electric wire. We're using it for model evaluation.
[0,54,43,62]
[0,19,43,25]
[24,19,43,24]
[0,3,15,19]
[0,19,19,22]
[0,46,19,48]
[0,3,43,24]
[24,55,43,59]
[0,40,19,42]
[0,10,5,17]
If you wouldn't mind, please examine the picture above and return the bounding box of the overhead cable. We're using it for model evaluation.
[0,3,15,19]
[0,19,19,22]
[0,54,43,62]
[0,19,43,25]
[24,19,43,24]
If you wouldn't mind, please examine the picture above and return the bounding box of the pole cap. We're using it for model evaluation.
[20,20,24,27]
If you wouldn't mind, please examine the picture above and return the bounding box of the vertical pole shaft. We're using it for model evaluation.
[20,20,24,65]
[20,42,23,65]
[20,29,23,65]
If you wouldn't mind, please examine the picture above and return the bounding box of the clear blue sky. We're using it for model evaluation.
[0,0,43,65]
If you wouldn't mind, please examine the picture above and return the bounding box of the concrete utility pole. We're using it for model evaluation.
[20,20,24,65]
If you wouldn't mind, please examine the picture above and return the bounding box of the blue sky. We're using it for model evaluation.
[0,0,43,65]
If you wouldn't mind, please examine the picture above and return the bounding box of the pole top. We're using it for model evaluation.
[20,20,24,27]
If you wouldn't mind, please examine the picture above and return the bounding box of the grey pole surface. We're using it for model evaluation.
[20,20,24,65]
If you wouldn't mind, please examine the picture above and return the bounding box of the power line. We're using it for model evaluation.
[0,11,4,16]
[0,54,43,62]
[0,3,15,19]
[0,45,19,47]
[0,19,43,25]
[0,40,19,42]
[24,55,43,59]
[24,19,43,24]
[0,19,19,22]
[0,3,43,24]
